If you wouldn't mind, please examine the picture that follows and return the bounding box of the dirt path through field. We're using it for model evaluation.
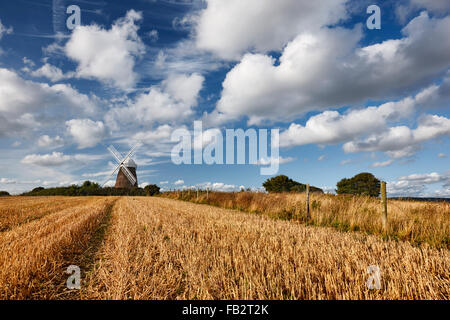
[84,197,450,300]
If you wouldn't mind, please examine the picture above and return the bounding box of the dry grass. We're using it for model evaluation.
[0,197,116,299]
[84,197,449,300]
[164,192,450,249]
[0,197,98,232]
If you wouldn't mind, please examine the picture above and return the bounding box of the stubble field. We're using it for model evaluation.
[0,196,448,300]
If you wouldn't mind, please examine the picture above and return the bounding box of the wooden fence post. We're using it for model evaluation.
[306,184,310,220]
[381,181,388,231]
[197,188,199,200]
[207,187,209,199]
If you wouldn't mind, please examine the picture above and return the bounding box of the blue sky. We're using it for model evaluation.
[0,0,449,196]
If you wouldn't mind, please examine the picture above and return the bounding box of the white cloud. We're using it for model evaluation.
[82,170,112,178]
[21,152,72,167]
[104,180,115,187]
[106,73,204,128]
[370,160,394,168]
[139,182,149,188]
[433,188,450,197]
[64,10,145,90]
[21,151,105,167]
[147,40,223,77]
[31,63,72,82]
[0,178,16,184]
[318,155,326,161]
[160,181,169,185]
[197,182,240,192]
[174,179,184,185]
[438,153,447,158]
[37,135,64,148]
[131,125,175,145]
[0,19,13,40]
[0,68,99,137]
[194,0,348,60]
[409,0,450,13]
[66,119,107,149]
[396,0,450,24]
[279,85,429,148]
[256,156,296,166]
[23,57,35,67]
[343,115,450,158]
[387,171,450,197]
[207,12,450,125]
[147,30,158,42]
[340,159,353,166]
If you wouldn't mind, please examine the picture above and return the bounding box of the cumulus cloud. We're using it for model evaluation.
[21,151,104,167]
[343,115,450,158]
[0,68,99,137]
[66,119,107,149]
[194,0,348,59]
[106,73,204,128]
[387,171,450,196]
[174,179,184,185]
[37,135,64,148]
[279,80,443,148]
[21,152,72,167]
[131,125,175,145]
[64,10,145,90]
[206,12,450,125]
[396,0,450,24]
[31,63,73,82]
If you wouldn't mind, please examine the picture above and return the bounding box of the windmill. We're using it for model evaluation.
[104,143,141,189]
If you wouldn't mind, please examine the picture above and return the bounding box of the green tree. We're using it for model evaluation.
[144,184,161,196]
[0,191,10,197]
[263,175,323,193]
[336,172,380,197]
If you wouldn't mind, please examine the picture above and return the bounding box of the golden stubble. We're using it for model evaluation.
[85,197,449,300]
[165,192,450,248]
[0,197,116,299]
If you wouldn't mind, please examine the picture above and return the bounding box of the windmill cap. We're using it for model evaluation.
[123,158,137,168]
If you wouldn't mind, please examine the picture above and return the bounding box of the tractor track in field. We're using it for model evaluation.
[41,199,118,300]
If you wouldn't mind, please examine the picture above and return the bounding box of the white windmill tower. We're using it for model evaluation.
[104,143,141,189]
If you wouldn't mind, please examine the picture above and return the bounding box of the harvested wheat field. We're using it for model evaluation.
[0,196,448,300]
[84,197,449,300]
[165,191,450,249]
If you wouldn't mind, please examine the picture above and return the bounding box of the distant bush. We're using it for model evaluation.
[263,175,323,193]
[0,191,10,197]
[144,184,161,196]
[21,181,160,197]
[336,173,380,197]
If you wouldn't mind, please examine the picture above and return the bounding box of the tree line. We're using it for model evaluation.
[263,173,381,197]
[20,181,161,197]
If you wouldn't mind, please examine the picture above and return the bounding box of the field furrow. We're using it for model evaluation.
[0,197,95,232]
[0,197,117,299]
[84,197,450,300]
